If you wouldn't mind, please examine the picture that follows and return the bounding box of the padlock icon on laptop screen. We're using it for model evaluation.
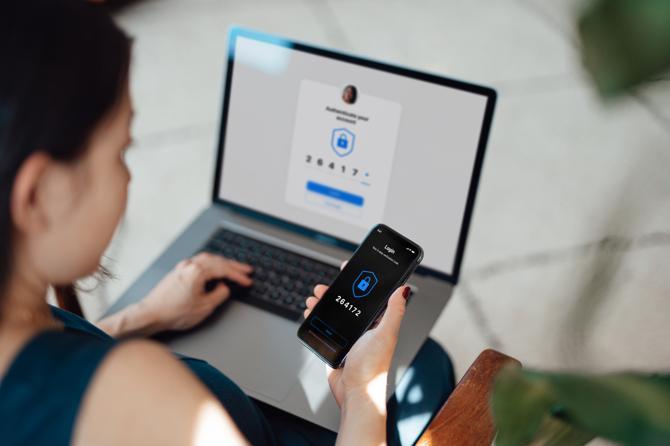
[337,134,348,149]
[357,276,371,291]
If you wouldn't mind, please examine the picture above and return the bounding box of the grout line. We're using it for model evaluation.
[132,121,217,150]
[492,72,587,97]
[459,281,504,350]
[514,0,580,47]
[465,230,670,282]
[515,0,670,132]
[630,92,670,136]
[300,0,353,49]
[458,231,670,357]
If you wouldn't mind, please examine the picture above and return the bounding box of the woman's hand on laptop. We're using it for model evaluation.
[97,253,253,338]
[303,283,409,445]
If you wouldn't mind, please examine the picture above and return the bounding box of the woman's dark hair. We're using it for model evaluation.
[0,0,131,302]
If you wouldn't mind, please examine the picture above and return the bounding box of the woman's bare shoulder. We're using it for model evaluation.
[72,339,249,446]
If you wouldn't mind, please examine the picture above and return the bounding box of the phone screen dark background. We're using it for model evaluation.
[298,224,422,366]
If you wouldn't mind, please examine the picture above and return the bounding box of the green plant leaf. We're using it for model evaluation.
[579,0,670,97]
[492,366,670,445]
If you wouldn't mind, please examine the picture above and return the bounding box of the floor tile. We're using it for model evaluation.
[464,84,670,268]
[429,285,501,379]
[636,79,670,131]
[113,0,330,139]
[465,241,670,373]
[441,83,670,374]
[323,0,582,89]
[516,0,584,42]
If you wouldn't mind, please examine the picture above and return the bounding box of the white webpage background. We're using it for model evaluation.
[285,79,402,228]
[219,37,488,275]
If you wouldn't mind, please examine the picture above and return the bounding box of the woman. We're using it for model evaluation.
[0,1,454,445]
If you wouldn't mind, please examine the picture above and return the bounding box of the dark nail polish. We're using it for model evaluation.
[402,286,410,299]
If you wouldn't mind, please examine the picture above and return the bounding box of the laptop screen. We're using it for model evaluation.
[215,29,495,280]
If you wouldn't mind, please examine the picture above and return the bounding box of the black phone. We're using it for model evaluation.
[297,223,423,368]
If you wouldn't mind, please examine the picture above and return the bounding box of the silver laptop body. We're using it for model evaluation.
[105,27,496,432]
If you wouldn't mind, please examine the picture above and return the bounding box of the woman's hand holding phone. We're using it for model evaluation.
[303,283,409,408]
[303,274,410,445]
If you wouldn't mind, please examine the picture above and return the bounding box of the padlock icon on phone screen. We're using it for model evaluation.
[357,276,371,291]
[352,270,377,298]
[337,134,348,149]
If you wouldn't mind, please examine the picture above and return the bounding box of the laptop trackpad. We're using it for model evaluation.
[161,301,312,403]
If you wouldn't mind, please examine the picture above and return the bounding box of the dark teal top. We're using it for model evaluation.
[0,306,275,446]
[0,306,451,446]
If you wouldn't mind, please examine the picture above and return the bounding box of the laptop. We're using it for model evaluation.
[105,27,496,431]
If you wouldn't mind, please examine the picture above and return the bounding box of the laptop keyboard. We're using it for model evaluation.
[199,228,340,321]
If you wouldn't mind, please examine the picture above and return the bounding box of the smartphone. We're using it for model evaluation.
[297,223,423,368]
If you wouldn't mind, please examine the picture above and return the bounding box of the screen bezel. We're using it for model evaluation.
[212,27,497,284]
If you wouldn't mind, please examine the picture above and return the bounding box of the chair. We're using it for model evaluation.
[416,349,521,446]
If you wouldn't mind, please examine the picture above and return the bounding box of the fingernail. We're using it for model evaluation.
[402,286,411,299]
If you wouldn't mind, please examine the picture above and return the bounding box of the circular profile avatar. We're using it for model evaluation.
[342,85,358,104]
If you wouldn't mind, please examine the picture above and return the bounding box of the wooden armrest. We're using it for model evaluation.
[415,349,521,446]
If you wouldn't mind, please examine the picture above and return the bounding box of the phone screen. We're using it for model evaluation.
[298,224,423,367]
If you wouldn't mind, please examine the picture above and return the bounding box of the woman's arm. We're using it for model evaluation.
[337,390,387,445]
[304,284,410,446]
[73,340,250,446]
[97,253,252,338]
[96,299,165,338]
